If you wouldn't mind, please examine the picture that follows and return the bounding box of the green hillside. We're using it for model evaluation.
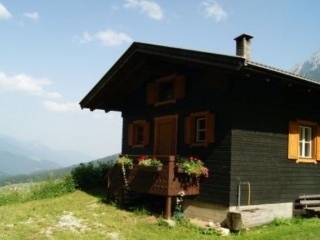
[0,154,118,186]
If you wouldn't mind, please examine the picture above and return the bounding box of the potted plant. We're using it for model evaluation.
[116,156,133,188]
[137,155,163,172]
[177,156,209,178]
[116,156,133,168]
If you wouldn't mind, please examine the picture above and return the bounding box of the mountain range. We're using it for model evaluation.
[0,134,93,178]
[292,49,320,81]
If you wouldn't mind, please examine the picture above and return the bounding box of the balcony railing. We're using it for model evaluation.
[107,155,200,219]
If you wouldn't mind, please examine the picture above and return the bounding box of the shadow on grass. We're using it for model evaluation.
[81,187,107,201]
[81,187,167,217]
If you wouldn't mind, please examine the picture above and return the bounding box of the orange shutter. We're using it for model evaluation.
[206,113,215,144]
[185,116,192,144]
[128,123,133,146]
[143,121,150,146]
[146,82,156,105]
[316,125,320,161]
[175,75,185,99]
[288,121,299,160]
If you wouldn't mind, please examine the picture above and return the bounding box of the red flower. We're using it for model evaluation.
[138,155,146,161]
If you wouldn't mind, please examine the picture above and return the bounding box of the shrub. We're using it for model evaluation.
[0,174,76,206]
[71,161,114,190]
[29,174,76,200]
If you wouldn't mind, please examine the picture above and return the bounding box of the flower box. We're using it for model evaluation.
[138,165,162,172]
[175,166,185,174]
[177,157,209,178]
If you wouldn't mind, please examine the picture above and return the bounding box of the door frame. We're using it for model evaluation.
[154,114,178,156]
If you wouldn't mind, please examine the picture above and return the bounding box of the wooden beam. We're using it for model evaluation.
[165,196,172,219]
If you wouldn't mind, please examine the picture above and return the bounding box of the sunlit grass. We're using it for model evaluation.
[1,187,320,240]
[0,174,75,206]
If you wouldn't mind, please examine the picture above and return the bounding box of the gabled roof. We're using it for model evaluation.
[80,42,320,112]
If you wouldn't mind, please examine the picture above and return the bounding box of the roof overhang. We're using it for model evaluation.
[79,42,246,112]
[80,42,320,112]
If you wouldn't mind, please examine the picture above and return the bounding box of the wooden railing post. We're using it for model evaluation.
[165,155,176,219]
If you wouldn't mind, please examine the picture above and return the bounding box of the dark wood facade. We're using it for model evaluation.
[80,41,320,215]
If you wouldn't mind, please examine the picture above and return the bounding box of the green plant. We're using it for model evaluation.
[0,174,75,206]
[30,174,75,200]
[138,156,163,167]
[179,157,209,178]
[71,161,113,190]
[116,156,133,166]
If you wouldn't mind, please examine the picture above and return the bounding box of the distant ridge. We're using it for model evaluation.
[0,133,99,184]
[0,153,119,186]
[0,150,61,175]
[292,49,320,81]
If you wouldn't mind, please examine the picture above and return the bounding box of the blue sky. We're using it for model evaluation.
[0,0,319,160]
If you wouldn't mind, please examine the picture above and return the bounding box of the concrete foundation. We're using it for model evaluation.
[183,199,294,229]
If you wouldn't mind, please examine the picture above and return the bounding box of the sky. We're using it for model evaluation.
[0,0,320,160]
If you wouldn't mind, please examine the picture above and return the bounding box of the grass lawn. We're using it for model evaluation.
[0,189,320,240]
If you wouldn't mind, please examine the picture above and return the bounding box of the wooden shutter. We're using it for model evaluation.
[288,121,299,160]
[206,113,215,144]
[316,125,320,161]
[174,75,185,99]
[143,121,150,146]
[128,123,134,146]
[185,116,192,144]
[146,82,156,105]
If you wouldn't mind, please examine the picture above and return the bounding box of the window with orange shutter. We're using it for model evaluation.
[146,74,185,106]
[288,120,320,163]
[185,112,215,147]
[128,120,150,148]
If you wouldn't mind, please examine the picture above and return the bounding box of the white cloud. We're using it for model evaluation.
[96,30,133,46]
[78,31,92,44]
[23,12,39,21]
[47,92,63,99]
[124,0,164,20]
[201,0,228,22]
[0,3,12,19]
[0,72,61,98]
[75,30,132,46]
[43,101,80,113]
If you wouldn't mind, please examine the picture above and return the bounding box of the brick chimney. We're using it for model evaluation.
[234,34,253,60]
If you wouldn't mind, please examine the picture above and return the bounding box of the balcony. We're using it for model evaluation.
[106,155,200,219]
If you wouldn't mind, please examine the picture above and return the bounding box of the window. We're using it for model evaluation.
[196,117,206,142]
[288,120,320,163]
[128,120,150,147]
[158,80,174,102]
[147,74,185,106]
[185,112,215,147]
[299,126,312,158]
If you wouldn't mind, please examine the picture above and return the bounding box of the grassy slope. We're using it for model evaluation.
[0,154,118,186]
[1,189,320,240]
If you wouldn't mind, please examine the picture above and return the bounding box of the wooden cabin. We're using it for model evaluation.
[80,34,320,227]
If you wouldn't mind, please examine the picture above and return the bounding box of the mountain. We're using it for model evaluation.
[0,153,118,186]
[0,150,60,176]
[292,49,320,81]
[0,134,93,167]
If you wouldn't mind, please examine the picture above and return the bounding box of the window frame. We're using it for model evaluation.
[288,120,320,164]
[196,117,206,142]
[299,125,312,158]
[146,74,185,106]
[185,111,215,147]
[128,120,150,148]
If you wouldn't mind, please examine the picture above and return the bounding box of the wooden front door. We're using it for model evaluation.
[154,115,178,155]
